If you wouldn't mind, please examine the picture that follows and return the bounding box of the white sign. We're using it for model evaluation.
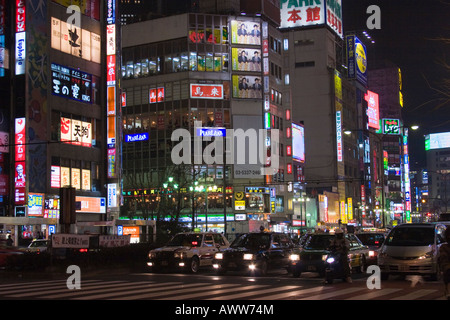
[280,0,325,29]
[99,235,130,248]
[52,234,91,248]
[15,32,25,75]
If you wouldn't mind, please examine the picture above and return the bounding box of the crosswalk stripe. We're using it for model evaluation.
[0,279,99,289]
[112,283,223,300]
[390,289,437,300]
[7,281,127,298]
[160,284,263,300]
[207,285,299,300]
[43,281,153,300]
[345,288,402,300]
[256,285,333,300]
[73,282,182,300]
[301,287,367,300]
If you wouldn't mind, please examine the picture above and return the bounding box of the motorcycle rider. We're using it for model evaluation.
[438,227,450,299]
[329,228,352,283]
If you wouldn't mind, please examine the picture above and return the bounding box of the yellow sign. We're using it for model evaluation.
[234,200,245,210]
[235,192,244,201]
[347,198,353,220]
[355,42,367,74]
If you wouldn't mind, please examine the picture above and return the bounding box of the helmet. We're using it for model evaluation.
[335,228,343,234]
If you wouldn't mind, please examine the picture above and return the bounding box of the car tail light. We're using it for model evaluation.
[79,249,88,253]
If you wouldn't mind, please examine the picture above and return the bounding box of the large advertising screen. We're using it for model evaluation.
[230,21,261,45]
[231,48,261,72]
[292,123,305,163]
[232,75,262,99]
[425,132,450,150]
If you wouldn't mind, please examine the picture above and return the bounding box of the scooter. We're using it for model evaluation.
[324,251,349,284]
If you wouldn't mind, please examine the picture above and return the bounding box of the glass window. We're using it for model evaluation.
[197,54,205,71]
[126,61,133,78]
[133,62,141,78]
[189,52,197,71]
[141,59,149,77]
[203,235,214,247]
[180,53,189,71]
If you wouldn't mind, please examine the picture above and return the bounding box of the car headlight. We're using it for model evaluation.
[290,254,300,261]
[215,253,224,260]
[326,257,335,264]
[418,251,433,260]
[369,250,376,257]
[174,251,184,259]
[148,252,156,259]
[243,253,253,260]
[322,254,328,261]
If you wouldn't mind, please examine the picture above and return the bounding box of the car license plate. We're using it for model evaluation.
[161,261,168,266]
[228,262,237,268]
[307,265,316,271]
[399,265,408,272]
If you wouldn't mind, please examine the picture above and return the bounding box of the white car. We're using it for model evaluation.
[147,232,229,273]
[27,239,51,254]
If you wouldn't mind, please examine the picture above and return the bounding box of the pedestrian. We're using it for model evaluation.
[329,229,352,283]
[6,235,13,246]
[438,227,450,299]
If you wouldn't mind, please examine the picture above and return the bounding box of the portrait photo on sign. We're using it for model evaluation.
[232,75,263,99]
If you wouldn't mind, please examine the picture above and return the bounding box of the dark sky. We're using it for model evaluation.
[342,0,450,168]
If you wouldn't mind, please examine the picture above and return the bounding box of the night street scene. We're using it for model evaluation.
[0,0,449,317]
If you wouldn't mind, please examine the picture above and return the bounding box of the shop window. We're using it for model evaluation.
[189,52,198,71]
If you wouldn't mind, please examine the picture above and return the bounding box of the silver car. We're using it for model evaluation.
[378,223,447,280]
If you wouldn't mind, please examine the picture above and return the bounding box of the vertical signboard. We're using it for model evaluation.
[346,35,367,87]
[106,0,117,180]
[403,128,411,223]
[15,0,26,75]
[14,118,26,204]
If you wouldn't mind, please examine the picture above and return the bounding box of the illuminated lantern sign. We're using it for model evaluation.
[190,84,224,99]
[15,117,26,204]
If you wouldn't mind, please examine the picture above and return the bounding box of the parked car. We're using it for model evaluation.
[0,244,24,269]
[212,232,296,276]
[355,232,386,265]
[290,232,369,277]
[147,232,229,273]
[26,239,51,254]
[378,223,447,280]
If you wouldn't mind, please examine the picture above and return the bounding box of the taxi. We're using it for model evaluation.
[147,232,229,273]
[290,232,369,277]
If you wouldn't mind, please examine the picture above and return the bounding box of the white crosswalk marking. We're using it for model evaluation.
[74,282,182,300]
[345,288,402,300]
[0,278,443,300]
[390,289,437,300]
[208,285,299,300]
[113,283,229,300]
[256,285,333,300]
[301,287,367,300]
[162,284,265,300]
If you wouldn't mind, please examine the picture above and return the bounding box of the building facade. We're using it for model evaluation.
[0,0,123,245]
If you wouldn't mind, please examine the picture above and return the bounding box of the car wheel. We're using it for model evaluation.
[293,270,301,278]
[189,256,200,273]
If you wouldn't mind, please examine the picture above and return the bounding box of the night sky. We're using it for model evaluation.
[342,0,450,169]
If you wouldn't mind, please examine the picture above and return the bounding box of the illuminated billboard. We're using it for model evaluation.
[280,0,342,38]
[230,21,261,45]
[425,132,450,150]
[51,63,93,103]
[292,122,305,163]
[346,35,367,87]
[364,90,380,130]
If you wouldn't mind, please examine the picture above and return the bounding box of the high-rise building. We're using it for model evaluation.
[120,5,297,236]
[0,1,122,245]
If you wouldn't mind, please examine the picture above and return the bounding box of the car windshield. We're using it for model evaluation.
[166,234,203,247]
[304,235,335,250]
[231,233,270,249]
[356,234,385,247]
[29,241,48,248]
[385,227,435,246]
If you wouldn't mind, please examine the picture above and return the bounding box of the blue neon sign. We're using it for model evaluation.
[125,133,149,142]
